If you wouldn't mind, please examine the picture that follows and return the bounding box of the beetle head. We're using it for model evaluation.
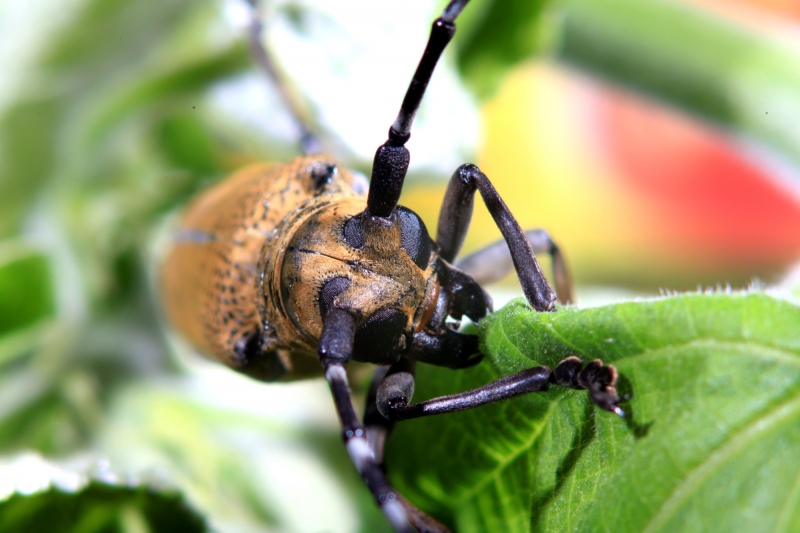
[268,200,438,365]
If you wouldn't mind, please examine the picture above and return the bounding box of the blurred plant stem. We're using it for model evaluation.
[560,0,800,175]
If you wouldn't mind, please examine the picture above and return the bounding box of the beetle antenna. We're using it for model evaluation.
[366,0,471,218]
[390,0,471,143]
[246,0,322,155]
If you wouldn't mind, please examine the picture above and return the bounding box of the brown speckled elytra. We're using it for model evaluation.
[163,157,374,380]
[161,1,625,531]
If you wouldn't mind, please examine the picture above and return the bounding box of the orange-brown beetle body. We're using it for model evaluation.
[163,156,355,379]
[162,155,437,382]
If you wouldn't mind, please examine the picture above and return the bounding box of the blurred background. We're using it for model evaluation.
[1,0,800,531]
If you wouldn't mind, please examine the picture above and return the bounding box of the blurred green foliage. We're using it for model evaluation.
[1,0,799,531]
[0,479,206,533]
[0,248,54,339]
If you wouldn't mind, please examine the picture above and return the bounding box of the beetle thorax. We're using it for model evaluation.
[260,198,438,364]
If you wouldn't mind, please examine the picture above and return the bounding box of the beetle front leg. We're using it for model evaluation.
[436,164,558,311]
[376,356,625,422]
[319,308,415,533]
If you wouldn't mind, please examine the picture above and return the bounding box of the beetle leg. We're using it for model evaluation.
[377,356,625,423]
[436,164,558,312]
[454,229,574,305]
[364,365,393,466]
[410,328,483,369]
[394,495,453,533]
[364,361,454,533]
[245,0,321,155]
[319,308,415,533]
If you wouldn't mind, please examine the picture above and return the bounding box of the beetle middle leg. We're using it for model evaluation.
[455,229,574,305]
[376,162,627,419]
[362,357,623,529]
[436,164,560,312]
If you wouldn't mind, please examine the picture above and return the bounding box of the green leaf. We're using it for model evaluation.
[0,245,56,355]
[82,43,250,150]
[98,378,391,532]
[0,453,206,533]
[0,244,57,369]
[0,98,61,239]
[388,292,800,532]
[0,0,210,239]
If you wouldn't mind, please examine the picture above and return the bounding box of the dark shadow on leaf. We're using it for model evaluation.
[626,414,654,439]
[616,372,653,439]
[616,371,634,401]
[530,399,597,532]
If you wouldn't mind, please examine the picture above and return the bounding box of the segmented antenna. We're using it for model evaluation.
[367,0,472,218]
[246,0,322,155]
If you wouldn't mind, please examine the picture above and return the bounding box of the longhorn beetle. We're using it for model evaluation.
[162,1,626,531]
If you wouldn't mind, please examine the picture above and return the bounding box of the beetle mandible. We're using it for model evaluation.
[161,1,625,531]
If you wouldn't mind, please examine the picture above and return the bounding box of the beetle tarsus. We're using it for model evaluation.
[551,357,626,417]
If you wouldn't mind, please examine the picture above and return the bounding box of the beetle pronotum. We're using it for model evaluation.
[162,1,625,531]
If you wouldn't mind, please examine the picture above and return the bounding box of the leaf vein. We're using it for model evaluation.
[452,401,559,506]
[617,338,800,366]
[774,456,800,533]
[641,393,800,533]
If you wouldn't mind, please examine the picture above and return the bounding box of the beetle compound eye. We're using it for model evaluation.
[342,215,365,249]
[319,276,352,318]
[352,308,407,364]
[397,206,432,269]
